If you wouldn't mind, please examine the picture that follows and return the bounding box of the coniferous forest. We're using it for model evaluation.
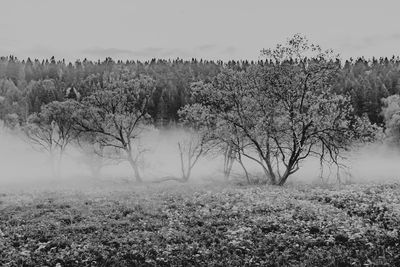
[1,54,400,127]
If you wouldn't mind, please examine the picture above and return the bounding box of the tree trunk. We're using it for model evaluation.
[266,164,277,184]
[278,164,295,186]
[127,154,143,183]
[49,150,60,178]
[223,145,235,180]
[223,158,234,181]
[237,153,251,184]
[261,165,277,185]
[50,155,57,178]
[278,171,290,186]
[259,154,277,184]
[57,151,64,178]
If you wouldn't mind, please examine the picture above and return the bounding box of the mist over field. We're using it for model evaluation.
[0,126,223,189]
[1,123,400,190]
[294,143,400,184]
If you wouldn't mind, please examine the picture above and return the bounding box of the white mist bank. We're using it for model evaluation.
[100,128,223,181]
[1,124,400,189]
[292,143,400,184]
[0,127,90,185]
[0,127,225,188]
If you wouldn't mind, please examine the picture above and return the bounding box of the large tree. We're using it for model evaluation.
[181,35,374,185]
[73,74,155,182]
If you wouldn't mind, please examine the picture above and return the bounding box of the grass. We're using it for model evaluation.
[1,180,400,266]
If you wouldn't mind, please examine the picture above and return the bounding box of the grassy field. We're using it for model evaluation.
[1,180,400,266]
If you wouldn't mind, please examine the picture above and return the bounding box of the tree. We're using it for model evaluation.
[381,94,400,145]
[222,142,236,181]
[154,128,210,183]
[180,100,252,183]
[181,35,374,185]
[26,79,63,114]
[3,113,20,130]
[73,74,155,182]
[0,79,25,123]
[24,100,78,176]
[74,131,115,179]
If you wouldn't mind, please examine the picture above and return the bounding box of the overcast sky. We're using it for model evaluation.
[1,0,400,62]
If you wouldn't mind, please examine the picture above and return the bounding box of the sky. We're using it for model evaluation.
[1,0,400,62]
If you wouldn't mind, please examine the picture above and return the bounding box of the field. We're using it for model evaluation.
[1,180,400,266]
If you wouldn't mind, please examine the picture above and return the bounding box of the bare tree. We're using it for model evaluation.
[24,100,78,177]
[74,132,119,178]
[155,129,210,183]
[222,142,235,180]
[73,74,155,182]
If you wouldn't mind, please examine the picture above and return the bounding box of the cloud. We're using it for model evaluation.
[82,46,193,59]
[129,47,195,59]
[388,33,400,40]
[23,45,57,58]
[195,44,238,58]
[341,33,400,52]
[0,36,18,46]
[221,46,237,56]
[129,45,237,59]
[80,45,240,60]
[196,44,217,52]
[131,47,164,57]
[160,48,192,58]
[82,47,134,57]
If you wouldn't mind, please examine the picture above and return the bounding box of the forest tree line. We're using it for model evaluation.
[1,53,400,126]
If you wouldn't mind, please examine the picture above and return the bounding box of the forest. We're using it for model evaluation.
[2,35,400,266]
[1,40,400,126]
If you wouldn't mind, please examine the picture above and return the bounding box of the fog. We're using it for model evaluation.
[0,126,224,190]
[1,124,400,191]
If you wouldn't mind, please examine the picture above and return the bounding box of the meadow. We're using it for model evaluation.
[1,180,400,266]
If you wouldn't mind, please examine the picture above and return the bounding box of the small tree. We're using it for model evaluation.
[176,131,205,182]
[73,74,155,182]
[0,79,26,123]
[24,100,78,176]
[74,132,115,178]
[180,102,252,183]
[3,113,20,130]
[155,128,211,183]
[222,142,236,180]
[382,94,400,145]
[181,35,375,185]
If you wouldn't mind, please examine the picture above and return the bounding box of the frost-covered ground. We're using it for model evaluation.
[1,181,400,266]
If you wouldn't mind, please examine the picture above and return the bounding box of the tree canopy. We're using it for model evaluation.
[382,94,400,146]
[73,74,155,182]
[180,35,375,185]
